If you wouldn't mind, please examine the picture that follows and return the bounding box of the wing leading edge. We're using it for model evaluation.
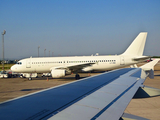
[0,60,159,120]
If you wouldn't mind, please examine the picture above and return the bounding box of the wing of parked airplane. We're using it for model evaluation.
[51,62,95,72]
[0,60,159,120]
[50,62,95,79]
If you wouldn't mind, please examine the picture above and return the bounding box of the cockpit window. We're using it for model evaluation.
[16,62,22,65]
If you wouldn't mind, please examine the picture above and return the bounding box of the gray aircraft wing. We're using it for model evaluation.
[0,60,159,120]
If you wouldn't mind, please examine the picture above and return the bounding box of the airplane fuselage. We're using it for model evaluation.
[11,55,138,73]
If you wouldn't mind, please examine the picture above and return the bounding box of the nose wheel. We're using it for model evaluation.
[28,77,32,80]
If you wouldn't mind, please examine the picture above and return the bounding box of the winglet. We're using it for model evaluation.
[140,59,159,71]
[140,59,159,79]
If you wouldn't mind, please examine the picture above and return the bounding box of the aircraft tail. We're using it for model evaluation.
[122,32,147,56]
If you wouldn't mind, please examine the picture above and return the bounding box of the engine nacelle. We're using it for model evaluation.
[51,69,66,78]
[82,67,93,72]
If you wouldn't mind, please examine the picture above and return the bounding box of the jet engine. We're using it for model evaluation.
[82,67,93,72]
[51,69,71,78]
[51,69,65,78]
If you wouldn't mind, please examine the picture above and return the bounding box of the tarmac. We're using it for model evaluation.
[0,62,160,120]
[124,63,160,120]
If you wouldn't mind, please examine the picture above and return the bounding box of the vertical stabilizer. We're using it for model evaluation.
[122,32,147,56]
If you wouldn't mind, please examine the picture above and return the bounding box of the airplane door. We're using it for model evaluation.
[120,57,125,65]
[26,59,31,68]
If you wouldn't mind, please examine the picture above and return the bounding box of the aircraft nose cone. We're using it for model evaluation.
[11,65,16,72]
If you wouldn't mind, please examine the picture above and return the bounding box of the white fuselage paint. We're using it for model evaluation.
[11,55,138,73]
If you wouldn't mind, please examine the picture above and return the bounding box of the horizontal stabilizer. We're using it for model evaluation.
[133,56,151,61]
[133,86,160,98]
[121,113,149,120]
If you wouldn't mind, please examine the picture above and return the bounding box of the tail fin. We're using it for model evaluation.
[122,32,147,56]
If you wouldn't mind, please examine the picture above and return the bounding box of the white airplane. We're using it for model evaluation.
[11,32,150,80]
[1,59,160,120]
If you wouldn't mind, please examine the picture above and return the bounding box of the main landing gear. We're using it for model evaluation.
[28,77,32,80]
[75,74,80,80]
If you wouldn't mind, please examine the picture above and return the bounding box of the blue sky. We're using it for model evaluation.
[0,0,160,59]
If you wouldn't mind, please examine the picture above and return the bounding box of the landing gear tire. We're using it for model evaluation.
[75,74,80,80]
[28,77,32,80]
